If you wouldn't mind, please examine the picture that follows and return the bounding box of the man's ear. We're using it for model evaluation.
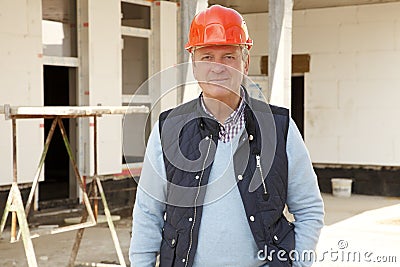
[191,54,200,80]
[244,55,250,75]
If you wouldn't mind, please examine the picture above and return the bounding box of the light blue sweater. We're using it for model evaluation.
[129,118,324,267]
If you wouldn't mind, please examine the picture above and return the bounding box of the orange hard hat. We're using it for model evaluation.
[185,5,253,52]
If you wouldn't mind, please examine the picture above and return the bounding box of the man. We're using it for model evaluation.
[129,5,324,267]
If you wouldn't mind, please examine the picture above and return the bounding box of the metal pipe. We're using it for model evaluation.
[11,118,17,242]
[93,116,98,175]
[11,212,17,243]
[93,116,98,220]
[93,179,98,222]
[12,118,17,183]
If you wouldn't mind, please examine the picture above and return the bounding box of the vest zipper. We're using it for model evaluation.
[256,154,268,197]
[185,134,213,266]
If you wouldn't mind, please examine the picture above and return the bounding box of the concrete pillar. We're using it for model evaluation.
[88,0,122,175]
[268,0,293,109]
[182,0,208,103]
[76,0,89,186]
[150,1,178,126]
[178,0,198,104]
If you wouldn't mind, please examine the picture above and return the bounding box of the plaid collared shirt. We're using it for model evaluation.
[201,91,246,143]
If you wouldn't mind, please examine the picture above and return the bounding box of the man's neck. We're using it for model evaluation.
[203,93,241,123]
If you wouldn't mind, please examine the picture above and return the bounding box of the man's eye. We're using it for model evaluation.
[201,55,212,60]
[225,55,235,60]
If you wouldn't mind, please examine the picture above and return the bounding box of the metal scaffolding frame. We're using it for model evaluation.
[0,105,148,267]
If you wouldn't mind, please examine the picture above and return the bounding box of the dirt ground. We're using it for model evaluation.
[1,193,399,267]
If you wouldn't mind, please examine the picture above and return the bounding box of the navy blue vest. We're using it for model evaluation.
[158,93,294,267]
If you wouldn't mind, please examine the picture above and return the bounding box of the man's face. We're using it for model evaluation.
[192,45,249,102]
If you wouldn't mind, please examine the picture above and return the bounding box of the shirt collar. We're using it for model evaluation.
[200,88,245,126]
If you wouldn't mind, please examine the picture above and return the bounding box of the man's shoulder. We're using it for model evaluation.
[248,97,289,117]
[269,104,289,117]
[159,98,198,122]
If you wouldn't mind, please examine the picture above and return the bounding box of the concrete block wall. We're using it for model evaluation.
[244,2,400,166]
[0,0,44,185]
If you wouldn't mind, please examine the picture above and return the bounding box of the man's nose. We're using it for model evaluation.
[210,61,226,73]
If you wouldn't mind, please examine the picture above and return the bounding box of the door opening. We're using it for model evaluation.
[40,66,70,201]
[291,76,305,138]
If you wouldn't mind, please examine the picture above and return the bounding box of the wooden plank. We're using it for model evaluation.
[261,54,310,74]
[260,54,310,75]
[0,106,149,117]
[293,54,311,73]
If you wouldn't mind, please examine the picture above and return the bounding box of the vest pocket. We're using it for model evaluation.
[268,217,295,265]
[160,222,178,267]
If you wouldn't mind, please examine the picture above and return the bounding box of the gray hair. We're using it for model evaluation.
[240,45,250,62]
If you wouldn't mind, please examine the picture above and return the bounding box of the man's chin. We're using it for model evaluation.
[200,83,235,94]
[201,86,241,102]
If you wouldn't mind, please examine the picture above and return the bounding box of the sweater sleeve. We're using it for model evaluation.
[129,121,167,267]
[286,118,325,267]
